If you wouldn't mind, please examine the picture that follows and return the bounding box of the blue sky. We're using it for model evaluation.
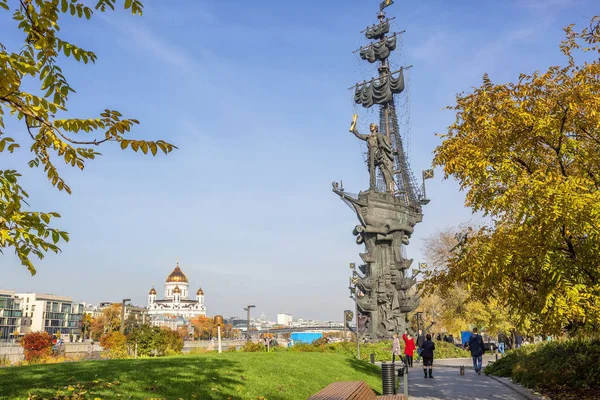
[1,0,597,321]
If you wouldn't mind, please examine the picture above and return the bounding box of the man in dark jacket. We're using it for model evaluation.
[467,327,485,375]
[420,334,436,378]
[415,329,425,363]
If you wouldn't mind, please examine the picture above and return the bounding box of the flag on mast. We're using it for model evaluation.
[380,0,394,11]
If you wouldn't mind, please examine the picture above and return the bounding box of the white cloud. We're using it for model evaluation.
[411,32,453,61]
[98,14,198,73]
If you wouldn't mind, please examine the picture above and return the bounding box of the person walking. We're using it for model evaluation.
[402,331,416,367]
[415,329,425,363]
[392,332,402,364]
[467,327,485,375]
[515,332,523,349]
[498,331,507,355]
[420,334,435,378]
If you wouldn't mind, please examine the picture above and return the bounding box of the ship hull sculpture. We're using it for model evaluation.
[332,1,432,341]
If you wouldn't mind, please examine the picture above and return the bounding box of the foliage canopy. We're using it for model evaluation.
[431,16,600,335]
[0,0,176,274]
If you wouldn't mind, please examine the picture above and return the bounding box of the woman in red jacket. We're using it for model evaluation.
[402,331,416,367]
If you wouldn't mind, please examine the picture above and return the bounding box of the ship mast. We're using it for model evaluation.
[351,2,427,207]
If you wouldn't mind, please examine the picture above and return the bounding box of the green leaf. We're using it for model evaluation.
[41,214,50,224]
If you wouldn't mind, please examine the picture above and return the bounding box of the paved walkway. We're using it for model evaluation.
[394,357,533,399]
[404,366,526,399]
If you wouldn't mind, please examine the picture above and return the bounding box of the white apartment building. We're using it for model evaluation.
[0,290,22,341]
[277,313,293,327]
[17,293,84,341]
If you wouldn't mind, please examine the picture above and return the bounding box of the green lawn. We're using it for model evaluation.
[0,352,383,399]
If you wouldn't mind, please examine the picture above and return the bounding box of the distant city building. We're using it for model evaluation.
[126,305,149,325]
[16,292,84,341]
[0,290,22,341]
[147,263,206,319]
[82,302,102,319]
[277,313,293,327]
[149,315,191,332]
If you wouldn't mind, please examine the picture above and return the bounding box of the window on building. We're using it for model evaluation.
[32,305,35,311]
[26,297,29,303]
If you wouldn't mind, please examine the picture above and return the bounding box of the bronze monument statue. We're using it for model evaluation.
[333,1,432,341]
[350,122,395,192]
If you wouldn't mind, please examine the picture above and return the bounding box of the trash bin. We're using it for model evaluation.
[381,362,396,395]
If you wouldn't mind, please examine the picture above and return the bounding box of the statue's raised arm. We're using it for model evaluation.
[350,114,369,140]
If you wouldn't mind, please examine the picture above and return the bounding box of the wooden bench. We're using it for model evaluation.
[308,381,405,400]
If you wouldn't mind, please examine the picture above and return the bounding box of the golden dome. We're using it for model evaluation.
[166,263,188,283]
[149,286,157,295]
[173,285,181,294]
[197,287,204,295]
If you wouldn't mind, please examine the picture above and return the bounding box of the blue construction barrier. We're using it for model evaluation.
[461,330,472,346]
[290,332,323,344]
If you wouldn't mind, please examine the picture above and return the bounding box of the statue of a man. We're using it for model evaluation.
[350,117,395,192]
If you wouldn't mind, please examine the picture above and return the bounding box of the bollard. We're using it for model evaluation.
[403,364,408,399]
[381,362,396,395]
[370,353,375,364]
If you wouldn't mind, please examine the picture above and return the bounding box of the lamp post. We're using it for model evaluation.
[350,262,361,360]
[214,315,224,353]
[415,312,423,333]
[244,305,255,341]
[120,298,131,333]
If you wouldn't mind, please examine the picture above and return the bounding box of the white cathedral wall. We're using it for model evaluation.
[164,282,190,299]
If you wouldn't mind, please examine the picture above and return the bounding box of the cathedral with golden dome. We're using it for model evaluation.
[147,263,206,318]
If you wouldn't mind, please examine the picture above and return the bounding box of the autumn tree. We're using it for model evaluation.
[418,227,516,337]
[20,331,52,362]
[431,16,600,335]
[99,330,127,358]
[0,0,176,274]
[190,315,213,340]
[81,312,93,339]
[89,303,121,340]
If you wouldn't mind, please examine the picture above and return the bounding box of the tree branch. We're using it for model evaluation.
[0,95,110,146]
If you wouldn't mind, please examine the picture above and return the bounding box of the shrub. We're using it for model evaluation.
[188,347,212,354]
[20,332,52,363]
[431,341,471,359]
[0,355,11,367]
[162,328,184,355]
[485,339,600,398]
[127,325,183,357]
[100,331,128,359]
[241,341,264,352]
[284,339,469,361]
